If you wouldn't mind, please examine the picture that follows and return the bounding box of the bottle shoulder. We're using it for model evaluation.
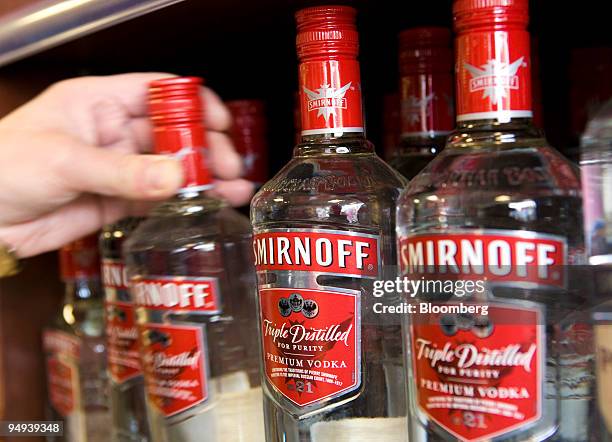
[251,152,406,232]
[400,141,581,201]
[125,199,251,254]
[396,139,583,242]
[254,153,405,198]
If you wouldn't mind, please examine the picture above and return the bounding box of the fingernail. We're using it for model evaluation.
[145,158,183,194]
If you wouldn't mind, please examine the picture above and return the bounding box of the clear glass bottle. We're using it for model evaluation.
[251,6,407,442]
[581,98,612,441]
[44,235,110,442]
[100,218,149,442]
[397,0,591,441]
[123,77,262,442]
[390,27,454,179]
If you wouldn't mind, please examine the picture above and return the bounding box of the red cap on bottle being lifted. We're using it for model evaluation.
[148,77,213,191]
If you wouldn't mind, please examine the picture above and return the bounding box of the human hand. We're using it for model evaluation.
[0,73,253,258]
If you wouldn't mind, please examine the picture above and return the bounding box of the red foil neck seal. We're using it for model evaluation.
[296,5,365,136]
[226,100,268,185]
[295,6,359,59]
[399,27,454,137]
[453,0,533,122]
[59,235,101,280]
[148,77,213,192]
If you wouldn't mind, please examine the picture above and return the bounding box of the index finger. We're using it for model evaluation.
[50,73,232,132]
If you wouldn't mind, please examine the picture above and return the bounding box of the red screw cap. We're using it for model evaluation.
[295,5,359,59]
[453,0,529,32]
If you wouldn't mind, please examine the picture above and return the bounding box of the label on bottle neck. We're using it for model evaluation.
[456,29,533,123]
[400,72,454,137]
[299,59,364,136]
[140,323,209,417]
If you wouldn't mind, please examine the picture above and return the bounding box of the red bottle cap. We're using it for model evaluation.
[59,234,101,280]
[148,77,213,191]
[295,5,359,59]
[453,0,529,32]
[226,100,266,134]
[399,27,453,74]
[226,99,268,184]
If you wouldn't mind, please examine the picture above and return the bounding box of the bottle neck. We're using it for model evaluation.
[455,26,533,125]
[298,55,366,144]
[63,276,102,303]
[153,122,214,194]
[449,117,543,149]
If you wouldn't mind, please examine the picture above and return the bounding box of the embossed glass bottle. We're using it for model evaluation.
[100,219,149,442]
[123,77,262,442]
[390,27,454,179]
[397,1,591,441]
[44,235,110,442]
[251,6,407,442]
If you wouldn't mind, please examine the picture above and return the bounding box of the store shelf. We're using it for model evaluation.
[0,0,186,67]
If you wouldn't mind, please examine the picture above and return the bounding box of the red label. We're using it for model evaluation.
[60,240,100,280]
[106,301,141,384]
[131,276,221,313]
[400,72,454,136]
[300,59,364,135]
[456,30,532,122]
[253,229,379,278]
[43,330,81,417]
[259,287,360,407]
[102,259,129,290]
[398,230,566,288]
[140,323,208,417]
[411,304,543,442]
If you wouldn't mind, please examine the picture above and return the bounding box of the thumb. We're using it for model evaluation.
[51,133,184,200]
